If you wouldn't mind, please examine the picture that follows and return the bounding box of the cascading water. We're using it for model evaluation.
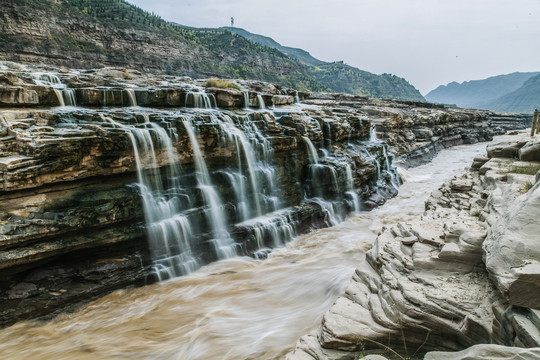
[257,94,266,110]
[369,124,378,142]
[186,92,215,109]
[32,72,76,107]
[62,89,76,106]
[104,116,199,279]
[243,91,250,109]
[302,136,319,164]
[126,89,137,107]
[182,118,236,259]
[53,89,65,107]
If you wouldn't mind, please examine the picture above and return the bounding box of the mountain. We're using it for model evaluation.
[227,27,425,102]
[483,74,540,113]
[0,0,322,91]
[0,0,424,101]
[425,72,540,110]
[226,27,326,67]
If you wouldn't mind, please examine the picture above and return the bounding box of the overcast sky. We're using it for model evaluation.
[127,0,540,94]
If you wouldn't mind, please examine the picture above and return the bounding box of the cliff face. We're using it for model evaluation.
[287,132,540,359]
[0,0,425,100]
[0,0,317,90]
[0,62,530,328]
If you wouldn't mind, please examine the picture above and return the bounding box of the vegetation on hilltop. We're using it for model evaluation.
[0,0,423,100]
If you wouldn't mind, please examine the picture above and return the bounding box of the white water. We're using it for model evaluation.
[0,141,488,360]
[257,94,266,110]
[302,136,319,164]
[243,90,250,109]
[183,119,237,258]
[126,89,137,107]
[32,72,77,107]
[62,89,77,106]
[53,89,65,107]
[369,124,378,142]
[186,92,215,109]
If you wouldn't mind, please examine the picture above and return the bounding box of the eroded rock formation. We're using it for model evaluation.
[0,62,532,330]
[288,132,540,359]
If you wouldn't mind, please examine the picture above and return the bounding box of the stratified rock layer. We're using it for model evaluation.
[0,63,532,329]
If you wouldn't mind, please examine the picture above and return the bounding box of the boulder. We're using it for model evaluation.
[486,140,528,159]
[518,140,540,162]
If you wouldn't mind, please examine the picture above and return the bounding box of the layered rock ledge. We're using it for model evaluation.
[288,131,540,359]
[0,62,533,329]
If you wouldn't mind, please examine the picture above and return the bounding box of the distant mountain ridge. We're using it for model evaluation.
[226,27,326,67]
[426,72,540,112]
[227,27,425,102]
[484,74,540,113]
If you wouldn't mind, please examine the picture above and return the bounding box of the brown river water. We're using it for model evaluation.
[0,142,488,360]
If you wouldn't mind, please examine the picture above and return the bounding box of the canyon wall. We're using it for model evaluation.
[0,63,531,328]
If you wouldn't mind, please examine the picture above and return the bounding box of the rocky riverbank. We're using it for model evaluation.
[287,131,540,359]
[0,62,532,328]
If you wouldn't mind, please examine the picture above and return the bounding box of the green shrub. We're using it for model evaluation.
[204,78,240,90]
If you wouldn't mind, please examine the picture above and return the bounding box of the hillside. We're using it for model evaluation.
[0,0,322,91]
[483,73,540,112]
[227,27,425,102]
[0,0,424,101]
[425,72,540,109]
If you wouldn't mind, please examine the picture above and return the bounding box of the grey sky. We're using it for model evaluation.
[127,0,540,94]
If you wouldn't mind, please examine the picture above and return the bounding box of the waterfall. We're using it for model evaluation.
[243,91,250,109]
[345,191,361,212]
[32,73,63,87]
[240,213,296,249]
[302,136,319,164]
[294,90,300,103]
[104,116,199,280]
[345,164,354,190]
[126,89,137,107]
[222,171,250,221]
[382,145,401,189]
[186,92,215,109]
[257,94,266,110]
[32,73,77,107]
[53,89,65,107]
[62,89,76,106]
[369,124,378,142]
[182,119,236,258]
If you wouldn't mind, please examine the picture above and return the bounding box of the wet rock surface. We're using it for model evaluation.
[0,63,532,329]
[288,132,540,359]
[301,93,531,168]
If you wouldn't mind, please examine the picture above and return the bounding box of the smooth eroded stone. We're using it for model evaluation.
[450,179,473,192]
[518,141,540,162]
[425,344,540,360]
[486,140,528,159]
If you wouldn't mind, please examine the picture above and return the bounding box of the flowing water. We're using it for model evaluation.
[0,141,488,360]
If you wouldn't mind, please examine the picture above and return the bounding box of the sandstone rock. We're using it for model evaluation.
[518,140,540,161]
[486,140,528,159]
[0,87,39,106]
[450,179,473,191]
[425,344,540,360]
[484,183,540,310]
[289,141,540,358]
